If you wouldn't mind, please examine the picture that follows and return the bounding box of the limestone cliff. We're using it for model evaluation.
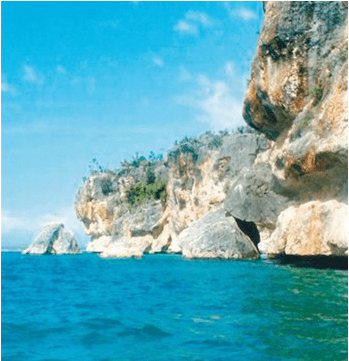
[75,1,347,261]
[231,1,348,257]
[75,131,268,258]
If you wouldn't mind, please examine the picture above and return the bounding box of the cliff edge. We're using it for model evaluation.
[235,1,348,257]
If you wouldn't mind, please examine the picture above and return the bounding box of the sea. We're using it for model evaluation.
[2,252,348,361]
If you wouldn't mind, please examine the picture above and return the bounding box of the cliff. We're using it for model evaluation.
[75,1,347,260]
[75,131,268,258]
[234,1,348,257]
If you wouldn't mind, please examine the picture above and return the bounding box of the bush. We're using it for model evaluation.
[219,129,229,137]
[101,178,113,195]
[208,135,223,149]
[147,169,156,185]
[127,179,167,206]
[131,152,146,167]
[89,158,105,174]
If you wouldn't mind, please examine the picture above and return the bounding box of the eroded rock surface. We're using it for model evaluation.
[262,200,348,257]
[22,222,80,255]
[178,207,259,259]
[75,1,347,260]
[75,132,269,258]
[235,1,348,257]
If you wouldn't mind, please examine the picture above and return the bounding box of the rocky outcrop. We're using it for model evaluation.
[262,200,348,256]
[22,223,80,255]
[75,131,269,258]
[178,207,259,259]
[75,1,347,261]
[231,1,348,257]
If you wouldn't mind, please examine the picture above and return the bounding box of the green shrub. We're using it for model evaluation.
[131,152,146,167]
[340,46,348,61]
[218,129,229,137]
[101,178,113,195]
[147,169,156,185]
[208,135,223,148]
[127,179,167,206]
[89,158,105,174]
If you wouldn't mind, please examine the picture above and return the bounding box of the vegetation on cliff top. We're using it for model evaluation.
[82,125,258,207]
[126,178,167,206]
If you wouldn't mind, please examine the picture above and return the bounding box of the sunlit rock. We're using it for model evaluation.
[234,1,348,257]
[22,222,80,255]
[262,200,348,257]
[178,207,259,259]
[75,132,269,258]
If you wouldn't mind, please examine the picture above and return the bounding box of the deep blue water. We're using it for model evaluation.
[2,252,348,361]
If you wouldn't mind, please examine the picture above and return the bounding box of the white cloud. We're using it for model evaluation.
[2,210,28,233]
[174,20,198,35]
[224,2,257,21]
[1,77,16,95]
[176,64,245,131]
[224,61,235,77]
[239,7,257,21]
[153,55,164,68]
[186,10,212,27]
[2,207,84,236]
[22,65,45,85]
[179,66,193,82]
[195,75,243,131]
[71,76,81,86]
[174,10,213,36]
[56,65,67,75]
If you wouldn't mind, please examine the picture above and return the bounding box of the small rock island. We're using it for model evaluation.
[22,222,80,255]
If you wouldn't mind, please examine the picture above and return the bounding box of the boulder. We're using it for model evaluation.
[22,222,80,255]
[178,207,259,259]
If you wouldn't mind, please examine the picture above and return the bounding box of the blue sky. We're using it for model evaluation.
[1,1,263,249]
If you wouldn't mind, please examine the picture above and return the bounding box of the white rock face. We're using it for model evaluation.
[99,237,151,258]
[262,200,348,256]
[228,1,348,258]
[75,133,269,259]
[178,208,259,259]
[22,222,80,255]
[86,235,112,253]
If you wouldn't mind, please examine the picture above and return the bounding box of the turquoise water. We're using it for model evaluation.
[2,252,348,361]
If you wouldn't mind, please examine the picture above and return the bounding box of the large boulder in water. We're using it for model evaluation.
[178,207,259,259]
[22,222,81,255]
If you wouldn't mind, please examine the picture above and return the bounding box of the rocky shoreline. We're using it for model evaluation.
[24,2,347,263]
[74,2,347,262]
[75,130,269,259]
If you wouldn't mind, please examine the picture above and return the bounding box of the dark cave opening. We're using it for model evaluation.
[233,216,260,250]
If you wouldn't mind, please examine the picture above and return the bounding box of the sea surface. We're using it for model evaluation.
[2,252,348,361]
